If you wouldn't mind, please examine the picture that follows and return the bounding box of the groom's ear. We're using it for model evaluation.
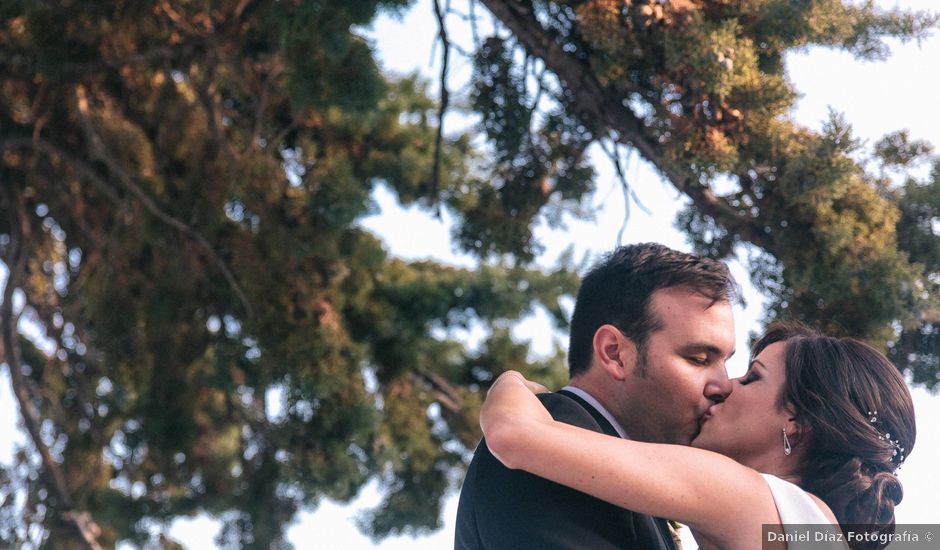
[593,325,637,381]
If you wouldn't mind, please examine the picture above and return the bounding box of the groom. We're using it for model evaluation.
[455,243,738,549]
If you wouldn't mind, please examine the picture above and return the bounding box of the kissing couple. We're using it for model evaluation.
[455,243,914,550]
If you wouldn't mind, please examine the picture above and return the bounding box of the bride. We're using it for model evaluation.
[480,323,915,550]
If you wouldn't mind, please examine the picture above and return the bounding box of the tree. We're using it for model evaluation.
[464,0,940,379]
[2,0,940,547]
[0,1,578,546]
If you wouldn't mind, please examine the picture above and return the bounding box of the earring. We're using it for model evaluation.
[782,428,792,456]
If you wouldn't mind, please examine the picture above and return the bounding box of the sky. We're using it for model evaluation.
[2,0,940,548]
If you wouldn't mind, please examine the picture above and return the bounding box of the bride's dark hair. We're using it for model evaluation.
[752,323,916,550]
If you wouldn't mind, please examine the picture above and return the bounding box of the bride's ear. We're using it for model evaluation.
[785,414,812,448]
[593,325,636,381]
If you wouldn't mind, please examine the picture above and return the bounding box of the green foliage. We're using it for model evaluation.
[0,1,580,546]
[874,130,934,168]
[462,0,940,383]
[460,36,596,260]
[888,160,940,387]
[529,0,939,373]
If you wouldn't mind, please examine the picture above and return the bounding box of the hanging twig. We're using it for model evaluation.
[599,138,651,246]
[0,188,104,550]
[249,60,285,153]
[430,0,452,215]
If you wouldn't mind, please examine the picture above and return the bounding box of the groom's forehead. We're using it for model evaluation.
[647,290,735,346]
[647,286,733,316]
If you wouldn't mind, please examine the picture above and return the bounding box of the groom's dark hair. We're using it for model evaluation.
[568,243,737,377]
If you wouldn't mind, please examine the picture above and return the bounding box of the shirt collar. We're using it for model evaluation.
[560,385,629,439]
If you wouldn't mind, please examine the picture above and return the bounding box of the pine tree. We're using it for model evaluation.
[0,1,576,545]
[2,1,940,546]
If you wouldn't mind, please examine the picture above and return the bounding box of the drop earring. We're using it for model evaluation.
[782,428,792,456]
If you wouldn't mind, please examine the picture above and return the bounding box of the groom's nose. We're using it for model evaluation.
[704,376,733,403]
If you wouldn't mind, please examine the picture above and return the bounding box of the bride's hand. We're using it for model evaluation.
[480,371,552,467]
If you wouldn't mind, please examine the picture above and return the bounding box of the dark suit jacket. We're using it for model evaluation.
[454,390,678,549]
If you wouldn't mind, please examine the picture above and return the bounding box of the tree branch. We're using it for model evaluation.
[477,0,772,250]
[72,86,254,317]
[191,59,244,160]
[3,132,252,315]
[411,369,463,414]
[1,136,125,207]
[20,288,108,475]
[0,188,104,550]
[430,0,452,213]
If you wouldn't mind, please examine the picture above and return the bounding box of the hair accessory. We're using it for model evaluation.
[782,428,792,456]
[868,411,906,469]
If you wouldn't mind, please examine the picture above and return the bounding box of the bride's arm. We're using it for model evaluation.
[481,372,780,543]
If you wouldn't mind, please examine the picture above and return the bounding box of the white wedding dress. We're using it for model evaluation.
[761,474,849,549]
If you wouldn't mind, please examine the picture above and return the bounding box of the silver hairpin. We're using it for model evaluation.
[869,410,905,469]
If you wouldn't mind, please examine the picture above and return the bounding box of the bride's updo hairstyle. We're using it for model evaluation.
[752,322,915,550]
